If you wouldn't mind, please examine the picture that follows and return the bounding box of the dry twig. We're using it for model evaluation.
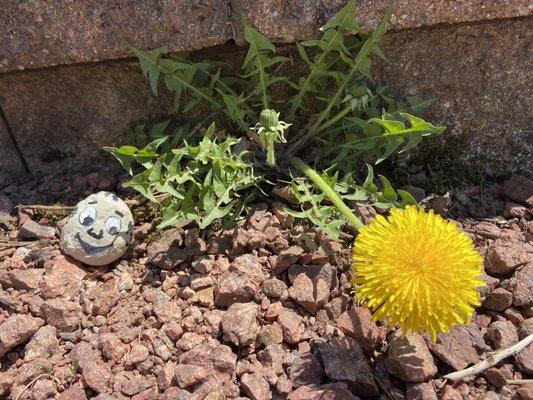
[464,228,501,240]
[506,379,533,385]
[443,334,533,381]
[16,205,74,212]
[0,239,51,249]
[15,374,63,400]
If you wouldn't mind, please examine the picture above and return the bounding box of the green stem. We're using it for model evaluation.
[289,157,364,230]
[266,143,275,167]
[288,1,357,119]
[308,7,391,137]
[313,104,352,135]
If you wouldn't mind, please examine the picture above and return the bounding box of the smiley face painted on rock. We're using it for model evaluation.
[61,191,134,266]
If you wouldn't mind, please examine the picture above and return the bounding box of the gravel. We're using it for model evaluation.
[0,170,531,399]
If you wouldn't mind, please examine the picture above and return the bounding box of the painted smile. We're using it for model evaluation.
[75,232,115,255]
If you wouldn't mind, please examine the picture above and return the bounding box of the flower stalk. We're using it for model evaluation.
[289,157,364,230]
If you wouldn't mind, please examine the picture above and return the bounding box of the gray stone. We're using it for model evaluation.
[0,4,530,180]
[0,62,173,174]
[61,191,134,266]
[0,0,231,73]
[374,18,533,178]
[235,0,531,46]
[0,114,26,174]
[1,0,529,73]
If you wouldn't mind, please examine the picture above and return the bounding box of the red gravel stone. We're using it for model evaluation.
[485,240,530,276]
[146,229,187,269]
[516,384,533,400]
[262,277,288,300]
[241,371,272,400]
[288,273,330,314]
[515,343,533,374]
[508,263,533,307]
[82,361,111,394]
[221,302,259,347]
[406,382,438,400]
[177,339,237,386]
[257,344,286,375]
[277,308,305,345]
[41,298,81,331]
[40,255,86,300]
[335,306,386,356]
[24,324,59,361]
[214,254,265,307]
[0,268,44,291]
[69,341,101,370]
[32,379,58,400]
[0,373,14,397]
[318,337,378,397]
[83,278,121,316]
[56,383,87,400]
[483,287,514,311]
[0,314,44,356]
[288,263,338,291]
[258,323,283,347]
[502,175,533,206]
[174,364,210,389]
[288,350,326,387]
[288,382,361,400]
[385,332,437,383]
[484,364,513,387]
[100,333,128,363]
[488,320,518,349]
[428,324,487,370]
[125,343,149,367]
[113,370,152,396]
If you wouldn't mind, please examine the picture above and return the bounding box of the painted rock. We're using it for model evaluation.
[61,191,134,266]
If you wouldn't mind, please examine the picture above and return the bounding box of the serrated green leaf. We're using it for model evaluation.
[243,25,280,109]
[369,117,405,133]
[399,133,423,153]
[128,45,167,95]
[320,0,359,32]
[378,174,397,202]
[114,5,446,237]
[397,189,418,205]
[376,137,402,164]
[406,96,433,115]
[362,164,374,189]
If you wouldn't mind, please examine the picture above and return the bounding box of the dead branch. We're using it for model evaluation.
[443,334,533,381]
[16,205,74,212]
[464,228,501,240]
[506,379,533,385]
[15,374,63,400]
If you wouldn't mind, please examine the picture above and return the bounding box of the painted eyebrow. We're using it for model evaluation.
[114,211,124,217]
[88,201,98,204]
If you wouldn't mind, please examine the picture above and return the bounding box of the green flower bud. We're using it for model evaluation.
[259,109,279,130]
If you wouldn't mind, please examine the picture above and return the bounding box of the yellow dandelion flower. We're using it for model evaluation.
[353,205,485,341]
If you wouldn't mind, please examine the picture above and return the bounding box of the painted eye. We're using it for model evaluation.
[105,216,121,235]
[78,207,97,226]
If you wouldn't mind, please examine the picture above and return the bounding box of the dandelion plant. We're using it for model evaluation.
[104,1,485,339]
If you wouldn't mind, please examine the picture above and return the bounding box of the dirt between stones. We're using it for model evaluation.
[0,171,531,400]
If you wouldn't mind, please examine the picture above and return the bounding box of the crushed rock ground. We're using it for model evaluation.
[0,170,531,400]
